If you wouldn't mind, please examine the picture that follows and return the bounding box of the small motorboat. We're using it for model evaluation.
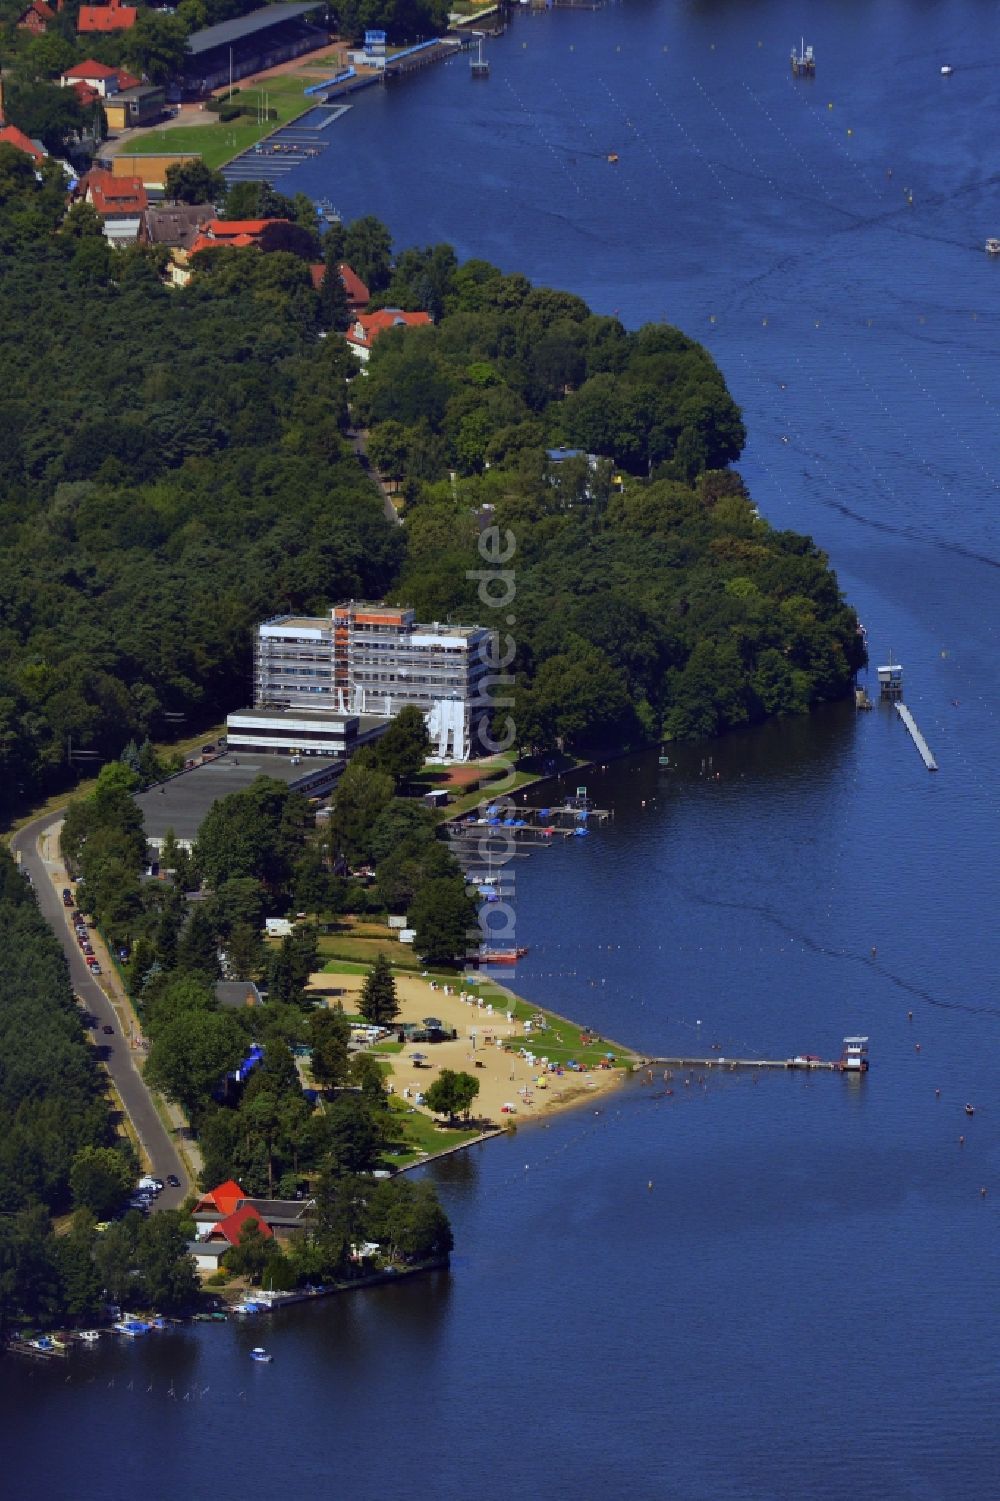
[940,65,953,76]
[250,1347,273,1363]
[985,238,1000,256]
[77,1330,101,1344]
[607,152,619,164]
[965,1103,975,1117]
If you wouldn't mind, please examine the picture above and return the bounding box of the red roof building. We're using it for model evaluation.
[193,1179,247,1219]
[0,123,46,163]
[82,167,148,220]
[211,1205,274,1245]
[78,0,137,33]
[16,0,57,34]
[339,262,370,312]
[308,261,370,312]
[345,308,432,363]
[187,218,296,260]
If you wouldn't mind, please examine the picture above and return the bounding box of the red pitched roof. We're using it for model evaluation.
[116,68,141,90]
[339,262,369,309]
[193,1178,246,1218]
[346,308,432,351]
[0,124,45,162]
[78,0,136,31]
[63,58,118,79]
[70,81,102,108]
[83,167,147,217]
[18,0,56,23]
[203,218,276,239]
[189,231,257,256]
[212,1205,273,1245]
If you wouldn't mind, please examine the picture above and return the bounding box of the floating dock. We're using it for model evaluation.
[895,703,939,771]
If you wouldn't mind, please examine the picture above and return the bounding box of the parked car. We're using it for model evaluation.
[62,888,73,906]
[88,960,101,974]
[102,1025,113,1035]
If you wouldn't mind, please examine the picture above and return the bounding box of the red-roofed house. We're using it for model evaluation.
[339,262,370,313]
[78,0,137,33]
[69,80,102,110]
[17,0,57,34]
[0,123,46,163]
[193,1179,247,1219]
[211,1205,274,1246]
[345,308,432,364]
[80,167,147,244]
[60,60,140,97]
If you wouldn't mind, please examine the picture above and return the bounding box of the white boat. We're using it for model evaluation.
[77,1330,102,1344]
[250,1347,273,1363]
[940,65,953,76]
[113,1319,150,1337]
[986,238,1000,256]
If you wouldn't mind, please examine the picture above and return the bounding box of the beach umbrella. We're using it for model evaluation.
[409,1051,428,1061]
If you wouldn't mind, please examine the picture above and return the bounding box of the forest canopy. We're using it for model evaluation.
[0,167,862,819]
[0,156,401,819]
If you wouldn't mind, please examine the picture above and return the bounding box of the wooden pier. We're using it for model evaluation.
[637,1056,843,1073]
[895,703,938,771]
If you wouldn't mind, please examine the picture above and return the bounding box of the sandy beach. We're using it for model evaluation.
[307,968,628,1127]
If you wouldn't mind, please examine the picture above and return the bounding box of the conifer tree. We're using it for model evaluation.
[358,952,399,1026]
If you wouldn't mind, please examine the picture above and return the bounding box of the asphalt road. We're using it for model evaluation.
[10,808,191,1211]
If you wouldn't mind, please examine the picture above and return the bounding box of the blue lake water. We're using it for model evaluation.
[2,4,998,1496]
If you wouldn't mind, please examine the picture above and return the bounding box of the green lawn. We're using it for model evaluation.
[382,1096,483,1166]
[319,934,428,970]
[128,76,315,170]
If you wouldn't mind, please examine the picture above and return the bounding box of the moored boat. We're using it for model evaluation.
[250,1346,273,1362]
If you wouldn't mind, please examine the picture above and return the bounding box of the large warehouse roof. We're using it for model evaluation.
[135,752,339,844]
[187,2,323,57]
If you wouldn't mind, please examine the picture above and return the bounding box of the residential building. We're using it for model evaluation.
[60,60,137,97]
[79,167,148,244]
[104,84,167,130]
[254,602,495,761]
[0,122,46,163]
[307,260,370,314]
[145,201,213,251]
[345,307,432,363]
[77,0,138,32]
[189,216,290,252]
[16,0,57,35]
[193,1179,246,1219]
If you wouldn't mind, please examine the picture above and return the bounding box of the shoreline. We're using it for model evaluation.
[310,963,636,1148]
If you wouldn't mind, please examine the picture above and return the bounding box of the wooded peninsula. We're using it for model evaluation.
[0,155,864,823]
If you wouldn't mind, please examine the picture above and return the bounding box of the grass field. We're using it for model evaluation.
[128,76,315,170]
[382,1096,483,1166]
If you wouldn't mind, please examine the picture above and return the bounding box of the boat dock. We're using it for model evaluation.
[895,703,938,771]
[639,1037,869,1075]
[639,1056,842,1072]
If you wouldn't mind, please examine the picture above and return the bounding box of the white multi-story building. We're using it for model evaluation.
[253,602,495,761]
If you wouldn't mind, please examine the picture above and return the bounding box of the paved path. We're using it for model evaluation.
[346,426,402,527]
[10,809,193,1211]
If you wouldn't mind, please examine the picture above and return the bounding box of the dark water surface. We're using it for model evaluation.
[4,4,998,1497]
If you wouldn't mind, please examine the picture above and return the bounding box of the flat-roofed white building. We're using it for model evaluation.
[225,707,389,759]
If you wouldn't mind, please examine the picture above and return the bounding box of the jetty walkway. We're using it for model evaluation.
[895,703,938,771]
[637,1056,845,1073]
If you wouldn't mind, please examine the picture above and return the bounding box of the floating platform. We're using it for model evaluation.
[895,703,938,771]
